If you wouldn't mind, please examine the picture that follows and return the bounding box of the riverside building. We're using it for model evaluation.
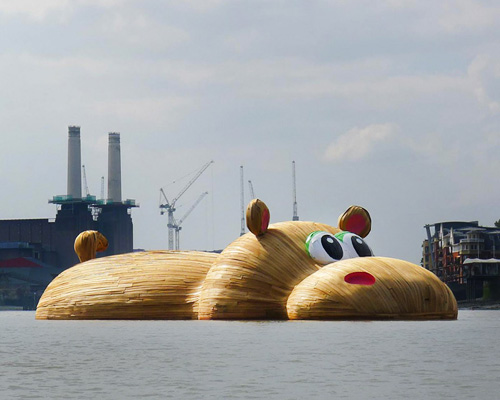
[423,222,500,301]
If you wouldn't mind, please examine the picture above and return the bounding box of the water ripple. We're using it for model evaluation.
[1,311,499,399]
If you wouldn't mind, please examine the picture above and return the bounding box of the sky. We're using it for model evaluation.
[1,0,499,264]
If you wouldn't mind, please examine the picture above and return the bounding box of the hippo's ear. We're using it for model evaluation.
[74,230,108,263]
[74,231,97,263]
[338,206,371,238]
[95,232,109,252]
[246,199,270,236]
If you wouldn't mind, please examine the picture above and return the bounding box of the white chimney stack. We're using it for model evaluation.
[67,126,82,199]
[107,132,122,203]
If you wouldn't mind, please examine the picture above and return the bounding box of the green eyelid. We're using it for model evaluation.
[305,231,322,255]
[334,231,348,243]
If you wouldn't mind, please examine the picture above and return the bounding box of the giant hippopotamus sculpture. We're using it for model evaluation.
[35,200,457,320]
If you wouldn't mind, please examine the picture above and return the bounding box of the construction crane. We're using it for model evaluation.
[173,191,208,250]
[240,166,245,236]
[82,165,90,197]
[292,161,299,221]
[160,160,214,250]
[248,180,255,200]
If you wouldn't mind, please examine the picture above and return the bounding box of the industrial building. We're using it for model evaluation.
[422,222,500,301]
[0,127,137,309]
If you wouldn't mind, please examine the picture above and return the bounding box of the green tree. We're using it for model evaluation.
[495,219,500,228]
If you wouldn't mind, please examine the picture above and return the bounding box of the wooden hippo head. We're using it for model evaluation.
[198,199,456,320]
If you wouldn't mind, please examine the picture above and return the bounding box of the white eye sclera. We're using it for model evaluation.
[305,231,373,265]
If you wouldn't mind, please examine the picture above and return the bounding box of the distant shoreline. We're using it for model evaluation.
[458,300,500,310]
[0,306,24,311]
[3,304,499,312]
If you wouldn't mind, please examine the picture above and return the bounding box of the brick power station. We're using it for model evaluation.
[0,127,137,308]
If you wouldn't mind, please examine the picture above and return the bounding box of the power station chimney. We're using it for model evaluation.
[67,126,82,199]
[107,132,122,203]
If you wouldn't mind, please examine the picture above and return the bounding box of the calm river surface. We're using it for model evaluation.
[1,310,499,399]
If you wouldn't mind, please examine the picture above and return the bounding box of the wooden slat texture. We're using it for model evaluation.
[286,257,458,320]
[35,251,217,320]
[35,219,457,321]
[74,231,109,262]
[197,221,340,319]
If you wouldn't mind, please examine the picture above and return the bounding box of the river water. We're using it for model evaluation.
[1,310,499,399]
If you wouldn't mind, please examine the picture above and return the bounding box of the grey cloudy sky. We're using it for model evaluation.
[1,0,499,264]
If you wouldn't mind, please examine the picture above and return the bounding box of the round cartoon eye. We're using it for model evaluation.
[339,232,374,258]
[351,235,373,257]
[306,231,343,264]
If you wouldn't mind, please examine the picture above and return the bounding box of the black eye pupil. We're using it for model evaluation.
[351,236,372,257]
[321,235,343,260]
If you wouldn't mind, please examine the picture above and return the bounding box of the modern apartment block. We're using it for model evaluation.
[422,221,500,301]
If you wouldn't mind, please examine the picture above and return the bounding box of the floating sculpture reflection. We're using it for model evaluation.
[36,200,457,320]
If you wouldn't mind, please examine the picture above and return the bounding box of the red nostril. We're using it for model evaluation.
[344,272,376,285]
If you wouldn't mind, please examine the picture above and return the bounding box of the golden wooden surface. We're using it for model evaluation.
[198,221,340,320]
[74,231,109,262]
[35,251,217,320]
[286,257,457,320]
[246,199,270,236]
[36,201,458,321]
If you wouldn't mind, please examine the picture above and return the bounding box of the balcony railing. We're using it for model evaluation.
[460,238,484,243]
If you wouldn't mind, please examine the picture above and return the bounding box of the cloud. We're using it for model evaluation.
[323,123,399,162]
[203,58,470,112]
[0,0,70,20]
[380,0,500,36]
[99,13,190,51]
[90,96,194,128]
[468,54,500,114]
[0,0,122,21]
[172,0,230,12]
[436,0,500,34]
